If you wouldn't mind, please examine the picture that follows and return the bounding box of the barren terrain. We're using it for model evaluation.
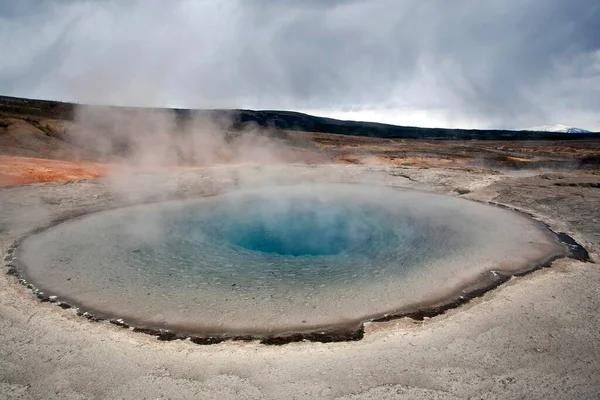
[0,102,599,399]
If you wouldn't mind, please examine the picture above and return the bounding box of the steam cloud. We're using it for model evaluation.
[71,106,317,167]
[67,105,324,204]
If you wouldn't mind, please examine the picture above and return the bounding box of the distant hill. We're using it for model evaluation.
[1,94,599,140]
[527,124,592,134]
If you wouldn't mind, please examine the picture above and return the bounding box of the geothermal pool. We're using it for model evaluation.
[15,184,566,339]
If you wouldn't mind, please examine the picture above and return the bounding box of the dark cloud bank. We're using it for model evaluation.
[1,0,599,129]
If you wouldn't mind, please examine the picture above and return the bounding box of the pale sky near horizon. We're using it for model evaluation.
[1,0,599,130]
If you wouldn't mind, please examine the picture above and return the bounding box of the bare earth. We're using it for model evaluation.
[0,113,599,399]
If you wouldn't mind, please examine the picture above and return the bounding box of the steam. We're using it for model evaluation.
[66,104,325,204]
[71,106,312,166]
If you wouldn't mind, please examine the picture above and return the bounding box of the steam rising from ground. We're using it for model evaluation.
[69,104,323,202]
[73,105,317,167]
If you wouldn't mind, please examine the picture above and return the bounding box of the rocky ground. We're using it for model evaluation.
[0,161,598,399]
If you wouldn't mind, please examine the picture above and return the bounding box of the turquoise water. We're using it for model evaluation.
[17,184,565,336]
[206,200,390,256]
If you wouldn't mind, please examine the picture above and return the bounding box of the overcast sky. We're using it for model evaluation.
[1,0,599,130]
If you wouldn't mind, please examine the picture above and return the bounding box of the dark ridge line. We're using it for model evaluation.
[2,94,600,140]
[554,182,600,188]
[2,198,591,346]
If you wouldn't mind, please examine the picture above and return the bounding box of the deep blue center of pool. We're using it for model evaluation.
[222,212,354,256]
[204,200,386,257]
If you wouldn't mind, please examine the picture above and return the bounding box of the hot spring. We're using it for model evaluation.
[15,184,566,339]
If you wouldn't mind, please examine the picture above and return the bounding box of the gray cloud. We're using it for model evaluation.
[1,0,599,129]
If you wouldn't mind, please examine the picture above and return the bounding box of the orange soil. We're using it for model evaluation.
[0,153,327,186]
[0,155,109,186]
